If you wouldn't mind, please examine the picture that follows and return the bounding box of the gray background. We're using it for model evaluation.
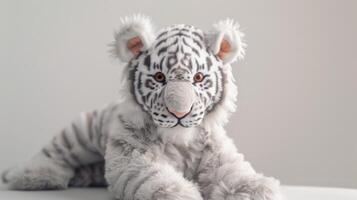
[0,0,356,188]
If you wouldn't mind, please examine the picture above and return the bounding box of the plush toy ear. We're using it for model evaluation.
[205,19,246,64]
[112,14,155,62]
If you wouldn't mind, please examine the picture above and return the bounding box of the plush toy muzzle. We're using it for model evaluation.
[164,80,196,118]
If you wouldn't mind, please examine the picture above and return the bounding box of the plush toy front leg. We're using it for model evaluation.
[197,136,282,200]
[105,137,203,200]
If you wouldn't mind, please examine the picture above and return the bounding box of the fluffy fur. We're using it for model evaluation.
[2,15,282,200]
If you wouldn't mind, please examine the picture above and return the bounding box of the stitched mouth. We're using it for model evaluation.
[154,107,194,128]
[172,120,190,128]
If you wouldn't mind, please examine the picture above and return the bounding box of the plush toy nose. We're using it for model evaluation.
[164,81,195,118]
[167,108,189,118]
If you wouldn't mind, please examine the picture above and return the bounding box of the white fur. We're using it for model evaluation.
[202,65,238,131]
[111,14,156,62]
[206,19,246,64]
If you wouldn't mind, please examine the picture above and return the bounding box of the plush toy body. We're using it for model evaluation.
[2,15,282,200]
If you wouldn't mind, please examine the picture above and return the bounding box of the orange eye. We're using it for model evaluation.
[193,72,204,82]
[154,72,166,82]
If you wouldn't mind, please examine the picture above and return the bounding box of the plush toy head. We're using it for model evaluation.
[112,15,245,128]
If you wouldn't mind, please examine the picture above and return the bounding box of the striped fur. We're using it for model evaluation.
[2,15,282,200]
[130,24,224,128]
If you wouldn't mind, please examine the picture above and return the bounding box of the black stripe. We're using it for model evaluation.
[144,55,151,71]
[166,55,178,68]
[195,59,200,71]
[214,72,219,97]
[1,170,9,183]
[158,38,179,56]
[173,32,191,38]
[69,152,82,166]
[87,113,94,142]
[182,37,200,56]
[52,139,64,156]
[214,54,220,62]
[145,79,155,91]
[172,44,180,54]
[98,110,106,135]
[206,56,213,71]
[207,92,212,100]
[132,170,158,198]
[111,165,126,188]
[206,69,225,113]
[115,169,134,198]
[123,169,142,199]
[170,27,180,32]
[180,45,184,53]
[156,30,168,40]
[101,133,108,153]
[192,38,203,49]
[204,79,213,89]
[42,148,52,158]
[153,63,159,70]
[192,47,200,57]
[97,132,104,152]
[137,72,145,103]
[61,130,72,150]
[154,38,167,48]
[52,138,75,168]
[192,31,204,41]
[159,57,165,71]
[72,123,102,156]
[72,123,93,153]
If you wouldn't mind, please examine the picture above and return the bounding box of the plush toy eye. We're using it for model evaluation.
[154,72,166,82]
[193,72,204,82]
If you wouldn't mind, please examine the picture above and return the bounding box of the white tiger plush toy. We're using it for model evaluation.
[2,15,282,200]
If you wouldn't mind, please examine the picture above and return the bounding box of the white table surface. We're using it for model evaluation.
[0,186,356,200]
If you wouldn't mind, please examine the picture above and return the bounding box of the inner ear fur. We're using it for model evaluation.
[127,36,144,56]
[217,39,231,60]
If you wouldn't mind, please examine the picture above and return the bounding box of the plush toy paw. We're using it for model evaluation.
[130,166,203,200]
[151,182,203,200]
[2,161,72,190]
[210,176,282,200]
